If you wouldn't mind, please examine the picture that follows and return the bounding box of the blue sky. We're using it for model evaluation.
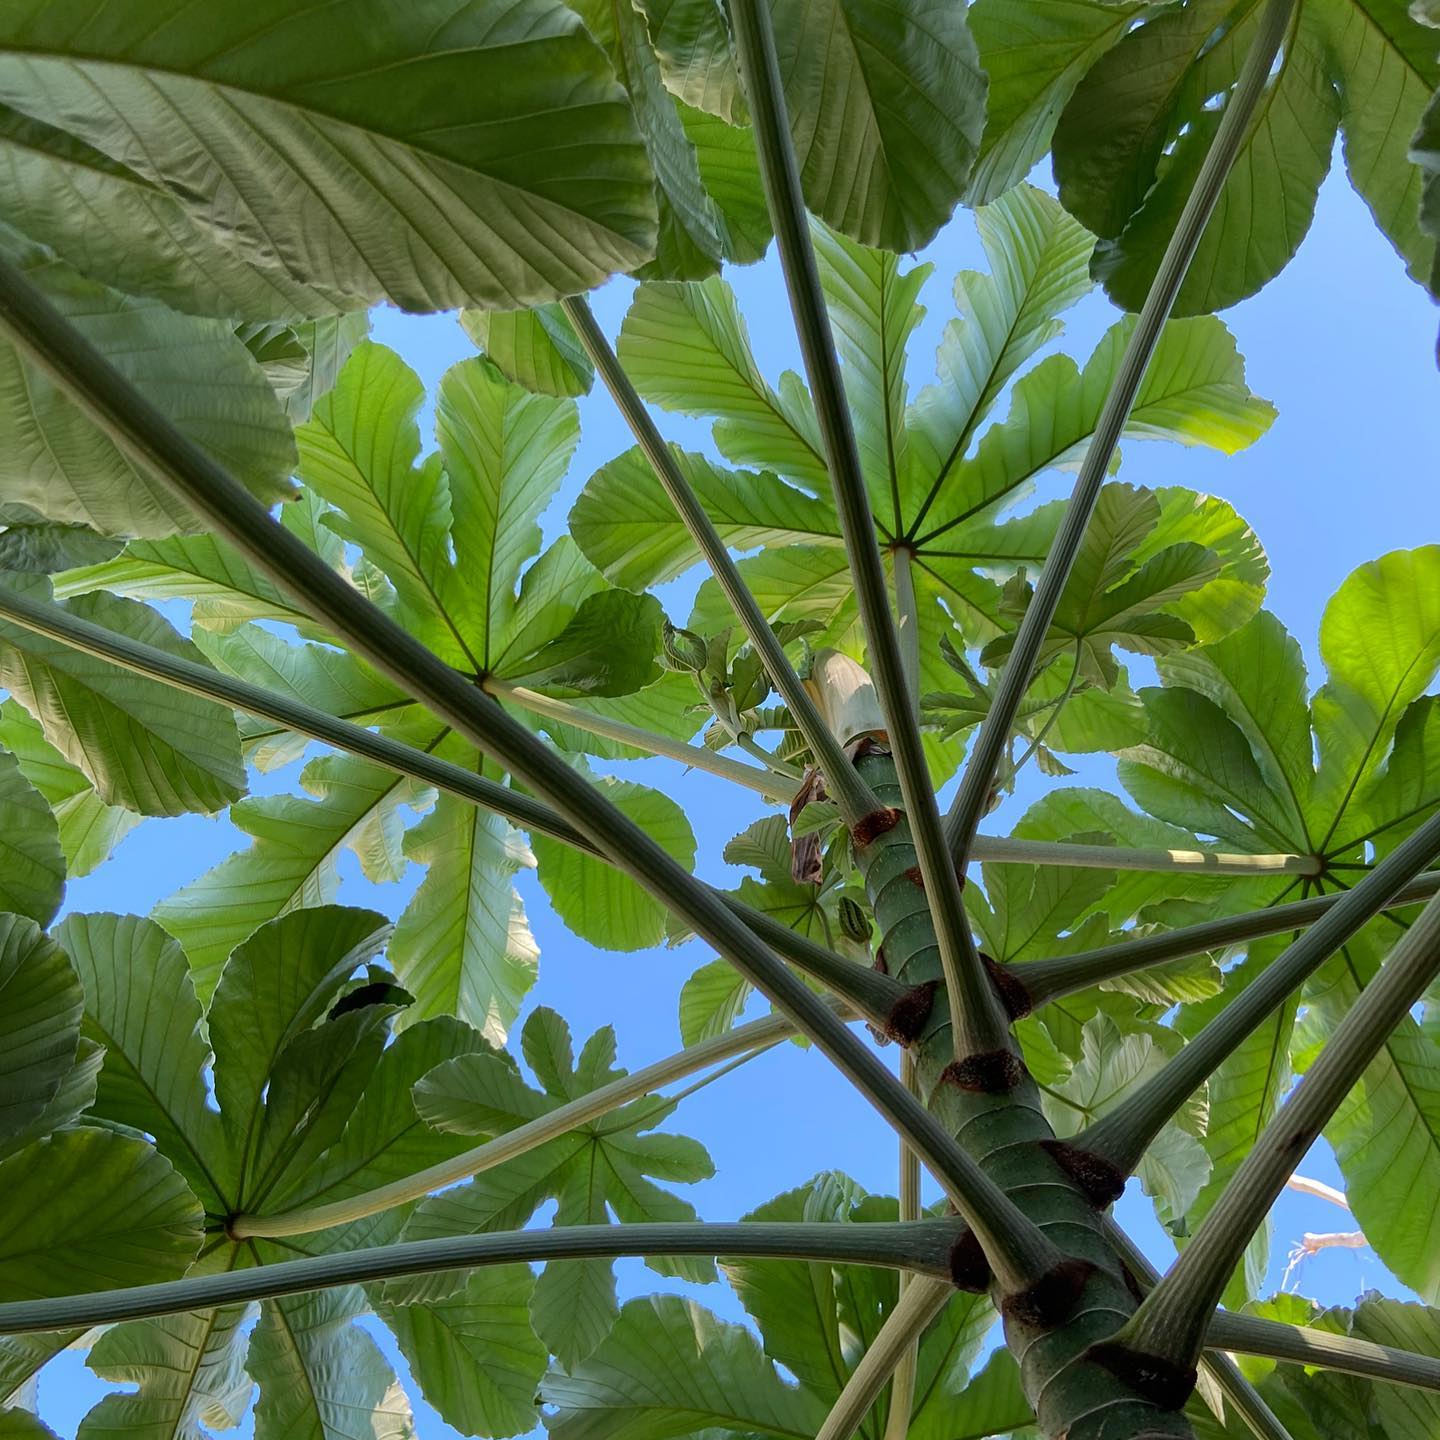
[35,159,1440,1436]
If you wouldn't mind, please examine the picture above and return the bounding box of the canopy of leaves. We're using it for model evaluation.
[0,10,1436,1439]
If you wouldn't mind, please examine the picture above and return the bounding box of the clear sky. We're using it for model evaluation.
[35,156,1440,1437]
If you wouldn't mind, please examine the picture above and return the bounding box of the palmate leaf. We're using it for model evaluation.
[1119,547,1440,866]
[405,1008,714,1366]
[300,343,662,697]
[0,582,245,818]
[979,483,1262,688]
[62,904,498,1440]
[589,186,1273,686]
[1048,0,1439,312]
[0,235,296,540]
[0,0,659,312]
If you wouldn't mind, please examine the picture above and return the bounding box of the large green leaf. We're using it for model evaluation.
[0,0,659,311]
[406,1008,714,1365]
[531,775,696,950]
[604,193,1272,667]
[1119,548,1440,867]
[768,0,987,251]
[81,1304,255,1440]
[248,1288,414,1440]
[979,483,1253,688]
[0,753,63,925]
[0,583,244,817]
[461,306,595,399]
[569,0,724,279]
[0,102,349,321]
[1041,1014,1211,1220]
[58,912,226,1211]
[153,752,430,1001]
[966,0,1141,204]
[0,1127,201,1300]
[379,1267,547,1439]
[0,237,296,540]
[390,792,539,1045]
[1050,0,1439,311]
[48,904,488,1437]
[0,699,138,877]
[541,1293,829,1440]
[0,915,81,1146]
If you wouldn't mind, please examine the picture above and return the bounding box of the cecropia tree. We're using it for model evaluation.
[0,1,1437,1438]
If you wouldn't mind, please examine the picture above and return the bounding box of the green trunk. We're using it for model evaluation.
[851,749,1195,1439]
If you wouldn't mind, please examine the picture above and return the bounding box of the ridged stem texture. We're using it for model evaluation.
[852,751,1193,1440]
[0,1221,966,1335]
